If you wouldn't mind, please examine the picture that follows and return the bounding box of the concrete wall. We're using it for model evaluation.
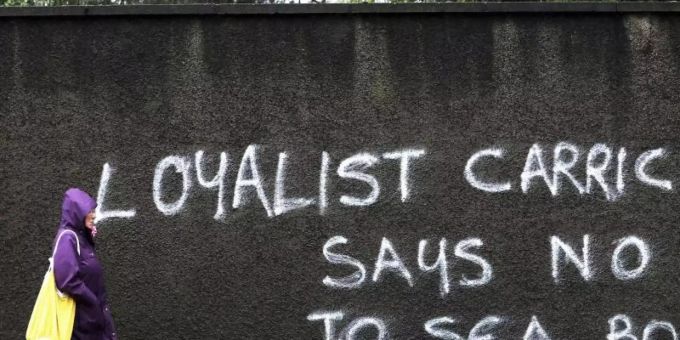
[2,5,680,339]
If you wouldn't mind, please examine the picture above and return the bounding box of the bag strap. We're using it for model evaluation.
[51,229,81,266]
[50,229,81,297]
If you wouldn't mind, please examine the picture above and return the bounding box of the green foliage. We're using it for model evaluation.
[2,0,32,5]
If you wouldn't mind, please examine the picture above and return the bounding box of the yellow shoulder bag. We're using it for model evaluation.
[26,230,80,340]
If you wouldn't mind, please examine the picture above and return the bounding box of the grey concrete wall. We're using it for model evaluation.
[2,6,680,339]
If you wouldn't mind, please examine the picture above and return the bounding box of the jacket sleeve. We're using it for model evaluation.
[53,233,105,329]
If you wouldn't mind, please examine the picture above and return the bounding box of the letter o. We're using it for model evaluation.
[153,155,192,216]
[611,236,650,281]
[344,317,388,340]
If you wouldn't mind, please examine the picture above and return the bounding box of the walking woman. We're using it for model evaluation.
[53,188,117,340]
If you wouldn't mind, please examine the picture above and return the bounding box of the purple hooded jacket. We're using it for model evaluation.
[52,188,117,340]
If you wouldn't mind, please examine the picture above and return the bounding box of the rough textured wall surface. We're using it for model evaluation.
[2,12,680,339]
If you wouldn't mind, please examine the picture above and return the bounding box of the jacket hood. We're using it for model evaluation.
[59,188,97,232]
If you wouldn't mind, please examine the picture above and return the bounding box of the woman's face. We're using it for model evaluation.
[84,210,96,231]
